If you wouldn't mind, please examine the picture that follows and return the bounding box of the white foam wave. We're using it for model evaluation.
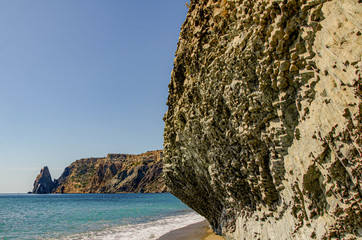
[61,212,205,240]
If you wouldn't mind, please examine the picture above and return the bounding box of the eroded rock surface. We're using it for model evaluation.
[163,0,361,239]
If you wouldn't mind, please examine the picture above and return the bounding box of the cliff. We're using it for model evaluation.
[163,0,361,239]
[33,150,166,194]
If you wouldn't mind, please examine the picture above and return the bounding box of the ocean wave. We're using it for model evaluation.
[58,212,205,240]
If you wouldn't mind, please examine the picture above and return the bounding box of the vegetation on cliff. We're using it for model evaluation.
[33,150,166,194]
[164,0,361,239]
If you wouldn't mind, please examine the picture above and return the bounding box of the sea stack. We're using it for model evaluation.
[163,0,361,239]
[32,166,56,194]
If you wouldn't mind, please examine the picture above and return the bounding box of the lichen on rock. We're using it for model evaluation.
[163,0,361,239]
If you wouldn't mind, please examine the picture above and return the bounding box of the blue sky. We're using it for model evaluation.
[0,1,188,193]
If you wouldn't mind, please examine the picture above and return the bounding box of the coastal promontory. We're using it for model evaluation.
[164,0,361,239]
[32,150,166,194]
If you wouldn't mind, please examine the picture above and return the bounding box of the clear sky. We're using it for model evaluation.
[0,1,188,193]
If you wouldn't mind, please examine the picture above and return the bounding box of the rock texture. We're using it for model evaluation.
[32,166,56,194]
[33,150,166,194]
[163,0,361,239]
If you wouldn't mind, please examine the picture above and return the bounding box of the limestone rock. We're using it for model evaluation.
[32,166,56,194]
[164,0,361,239]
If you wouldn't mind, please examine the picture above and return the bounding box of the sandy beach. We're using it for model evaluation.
[157,220,225,240]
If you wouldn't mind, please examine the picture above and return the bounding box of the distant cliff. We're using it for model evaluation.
[32,150,166,194]
[164,0,361,239]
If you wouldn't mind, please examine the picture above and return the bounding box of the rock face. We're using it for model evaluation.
[163,0,361,239]
[32,166,56,194]
[33,150,166,194]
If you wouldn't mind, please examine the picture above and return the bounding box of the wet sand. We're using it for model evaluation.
[157,220,225,240]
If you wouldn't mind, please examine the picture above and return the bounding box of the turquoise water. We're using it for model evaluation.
[0,193,204,240]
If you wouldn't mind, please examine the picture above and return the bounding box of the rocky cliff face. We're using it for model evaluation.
[33,150,166,194]
[33,166,56,194]
[163,0,361,239]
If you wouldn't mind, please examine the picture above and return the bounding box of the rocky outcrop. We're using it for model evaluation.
[32,166,56,194]
[33,150,166,194]
[164,0,361,239]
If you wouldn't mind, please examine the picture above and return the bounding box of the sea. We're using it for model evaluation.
[0,193,205,240]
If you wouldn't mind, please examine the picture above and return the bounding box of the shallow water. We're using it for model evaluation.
[0,193,204,240]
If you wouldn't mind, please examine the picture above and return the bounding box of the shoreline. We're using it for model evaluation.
[157,220,225,240]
